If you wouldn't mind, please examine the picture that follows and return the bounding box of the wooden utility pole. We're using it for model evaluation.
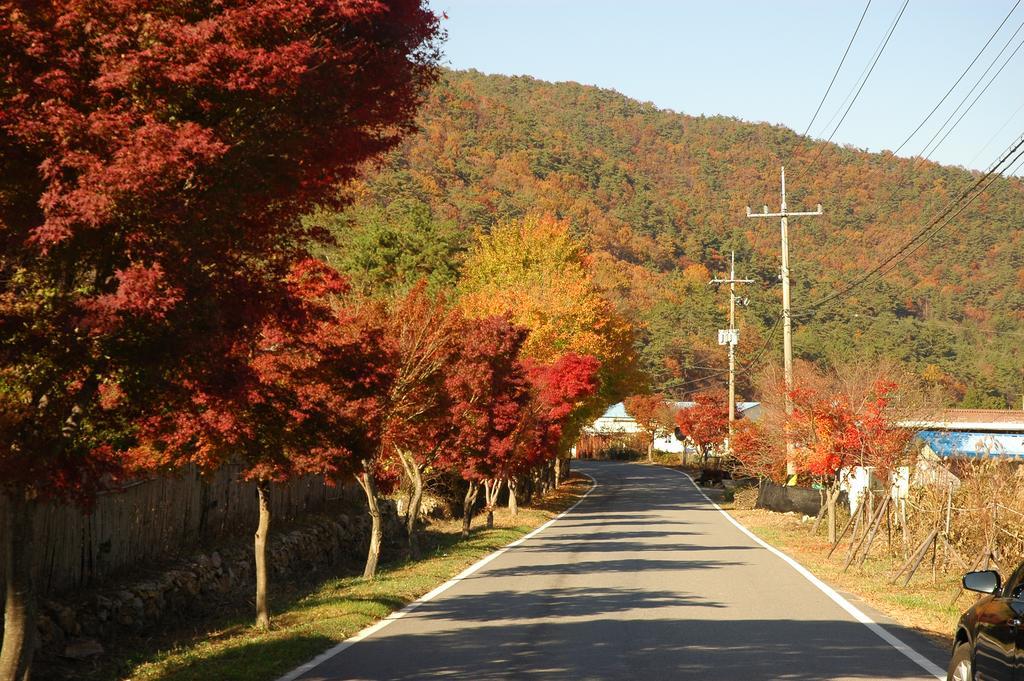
[746,167,822,481]
[711,251,753,454]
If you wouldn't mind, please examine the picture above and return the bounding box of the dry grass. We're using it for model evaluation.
[72,476,591,681]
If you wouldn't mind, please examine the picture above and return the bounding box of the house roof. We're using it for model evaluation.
[901,408,1024,433]
[592,400,761,423]
[599,402,631,420]
[668,401,760,412]
[918,430,1024,459]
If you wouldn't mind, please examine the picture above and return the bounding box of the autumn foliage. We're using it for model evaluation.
[0,3,441,677]
[459,213,641,456]
[673,391,730,461]
[624,394,674,460]
[732,363,914,485]
[789,378,912,479]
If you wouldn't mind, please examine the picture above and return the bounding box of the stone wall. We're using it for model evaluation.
[31,501,402,661]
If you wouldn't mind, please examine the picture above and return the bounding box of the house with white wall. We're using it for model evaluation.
[578,400,761,455]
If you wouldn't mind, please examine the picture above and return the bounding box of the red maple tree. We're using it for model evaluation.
[130,261,394,623]
[0,3,440,676]
[674,391,730,463]
[785,374,912,541]
[441,316,531,538]
[376,283,464,560]
[461,352,603,522]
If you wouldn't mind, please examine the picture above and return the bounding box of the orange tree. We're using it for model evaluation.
[624,394,674,461]
[730,420,787,483]
[759,362,914,542]
[673,391,730,464]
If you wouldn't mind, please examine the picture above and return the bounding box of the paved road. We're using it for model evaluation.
[291,461,949,681]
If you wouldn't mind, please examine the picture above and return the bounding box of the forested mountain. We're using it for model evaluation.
[317,69,1024,406]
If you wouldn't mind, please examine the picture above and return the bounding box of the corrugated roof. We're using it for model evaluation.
[918,430,1024,459]
[902,408,1024,432]
[934,409,1024,423]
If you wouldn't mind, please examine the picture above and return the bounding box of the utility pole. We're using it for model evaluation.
[711,251,753,455]
[746,166,822,481]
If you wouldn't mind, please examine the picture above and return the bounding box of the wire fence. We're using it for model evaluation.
[815,456,1024,598]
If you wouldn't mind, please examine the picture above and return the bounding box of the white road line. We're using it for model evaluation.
[276,474,598,681]
[668,467,946,681]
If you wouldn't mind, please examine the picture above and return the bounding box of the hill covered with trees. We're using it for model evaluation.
[316,69,1024,407]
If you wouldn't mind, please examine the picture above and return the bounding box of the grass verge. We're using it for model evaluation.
[101,475,590,681]
[724,493,963,650]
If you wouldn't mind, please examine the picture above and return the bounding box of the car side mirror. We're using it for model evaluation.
[963,570,1001,595]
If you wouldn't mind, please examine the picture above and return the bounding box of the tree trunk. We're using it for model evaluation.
[254,479,271,629]
[461,481,479,539]
[398,450,424,559]
[0,492,37,681]
[483,479,503,529]
[357,470,383,579]
[507,478,519,517]
[827,490,837,544]
[554,459,562,488]
[647,439,654,462]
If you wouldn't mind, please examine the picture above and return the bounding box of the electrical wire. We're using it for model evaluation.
[966,97,1024,168]
[803,0,910,178]
[913,16,1024,164]
[794,151,1024,322]
[803,0,874,137]
[792,129,1024,318]
[814,4,902,139]
[892,0,1021,156]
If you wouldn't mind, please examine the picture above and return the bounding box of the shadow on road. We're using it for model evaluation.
[516,539,757,554]
[331,617,940,680]
[482,557,746,578]
[407,585,725,622]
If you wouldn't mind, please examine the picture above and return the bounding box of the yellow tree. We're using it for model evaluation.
[459,214,643,472]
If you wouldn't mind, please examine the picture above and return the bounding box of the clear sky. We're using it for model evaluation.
[428,0,1024,174]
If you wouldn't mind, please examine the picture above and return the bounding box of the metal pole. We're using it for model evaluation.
[746,166,823,482]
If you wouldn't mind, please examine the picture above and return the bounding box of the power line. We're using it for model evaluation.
[793,129,1024,318]
[913,16,1024,164]
[803,0,874,137]
[814,3,903,138]
[865,143,1024,279]
[795,146,1024,321]
[892,0,1021,156]
[920,33,1024,164]
[803,0,911,176]
[966,97,1024,168]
